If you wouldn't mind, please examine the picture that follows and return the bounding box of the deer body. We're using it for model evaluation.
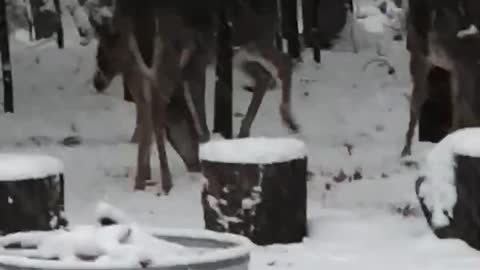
[88,0,298,193]
[402,0,480,156]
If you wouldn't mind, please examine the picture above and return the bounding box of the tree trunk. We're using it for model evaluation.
[201,155,308,245]
[281,0,300,59]
[302,0,321,63]
[53,0,63,49]
[416,154,480,250]
[213,2,233,139]
[275,0,284,51]
[0,158,67,235]
[0,0,13,113]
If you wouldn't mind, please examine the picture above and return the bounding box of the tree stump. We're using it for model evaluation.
[200,137,308,245]
[416,128,480,250]
[0,154,67,235]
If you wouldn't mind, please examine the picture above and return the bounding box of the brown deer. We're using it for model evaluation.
[90,0,216,194]
[402,0,480,156]
[87,0,299,193]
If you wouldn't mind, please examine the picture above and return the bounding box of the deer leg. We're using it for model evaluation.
[450,65,477,131]
[401,54,431,157]
[238,61,271,138]
[151,83,173,195]
[166,86,201,173]
[123,76,143,144]
[129,75,152,190]
[255,46,299,133]
[184,54,210,142]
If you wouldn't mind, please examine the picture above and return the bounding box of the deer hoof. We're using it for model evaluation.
[401,147,412,157]
[134,183,146,191]
[237,131,250,138]
[161,183,173,196]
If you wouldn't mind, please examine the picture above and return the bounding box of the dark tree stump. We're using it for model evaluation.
[0,154,67,235]
[200,138,308,245]
[416,129,480,250]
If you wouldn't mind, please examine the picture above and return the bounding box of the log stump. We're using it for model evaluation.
[416,128,480,250]
[0,154,67,235]
[200,137,308,245]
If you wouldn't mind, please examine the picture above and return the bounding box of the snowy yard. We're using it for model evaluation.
[1,8,480,269]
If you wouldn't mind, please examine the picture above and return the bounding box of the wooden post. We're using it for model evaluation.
[281,0,301,59]
[311,0,321,63]
[301,0,320,63]
[0,0,13,113]
[275,0,284,51]
[53,0,64,49]
[213,1,233,139]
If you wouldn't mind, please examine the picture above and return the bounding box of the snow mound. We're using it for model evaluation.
[199,137,307,164]
[0,153,63,181]
[418,128,480,228]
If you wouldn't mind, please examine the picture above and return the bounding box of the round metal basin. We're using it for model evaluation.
[0,228,252,270]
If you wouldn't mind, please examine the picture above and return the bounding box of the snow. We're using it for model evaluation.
[457,25,479,38]
[1,1,479,269]
[0,153,63,181]
[199,137,307,164]
[418,128,480,228]
[0,204,252,268]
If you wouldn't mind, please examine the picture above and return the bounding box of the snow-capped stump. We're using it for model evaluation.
[0,154,67,235]
[416,128,480,250]
[200,137,308,245]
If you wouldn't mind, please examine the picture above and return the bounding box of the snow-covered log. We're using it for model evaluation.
[200,137,308,245]
[0,154,67,235]
[416,128,480,250]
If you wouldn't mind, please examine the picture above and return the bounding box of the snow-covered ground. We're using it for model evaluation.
[1,5,480,269]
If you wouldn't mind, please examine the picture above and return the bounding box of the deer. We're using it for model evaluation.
[90,0,217,194]
[401,0,480,156]
[84,0,300,194]
[79,0,299,138]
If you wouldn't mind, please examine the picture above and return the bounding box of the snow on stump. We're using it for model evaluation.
[416,128,480,250]
[0,154,67,235]
[199,137,308,245]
